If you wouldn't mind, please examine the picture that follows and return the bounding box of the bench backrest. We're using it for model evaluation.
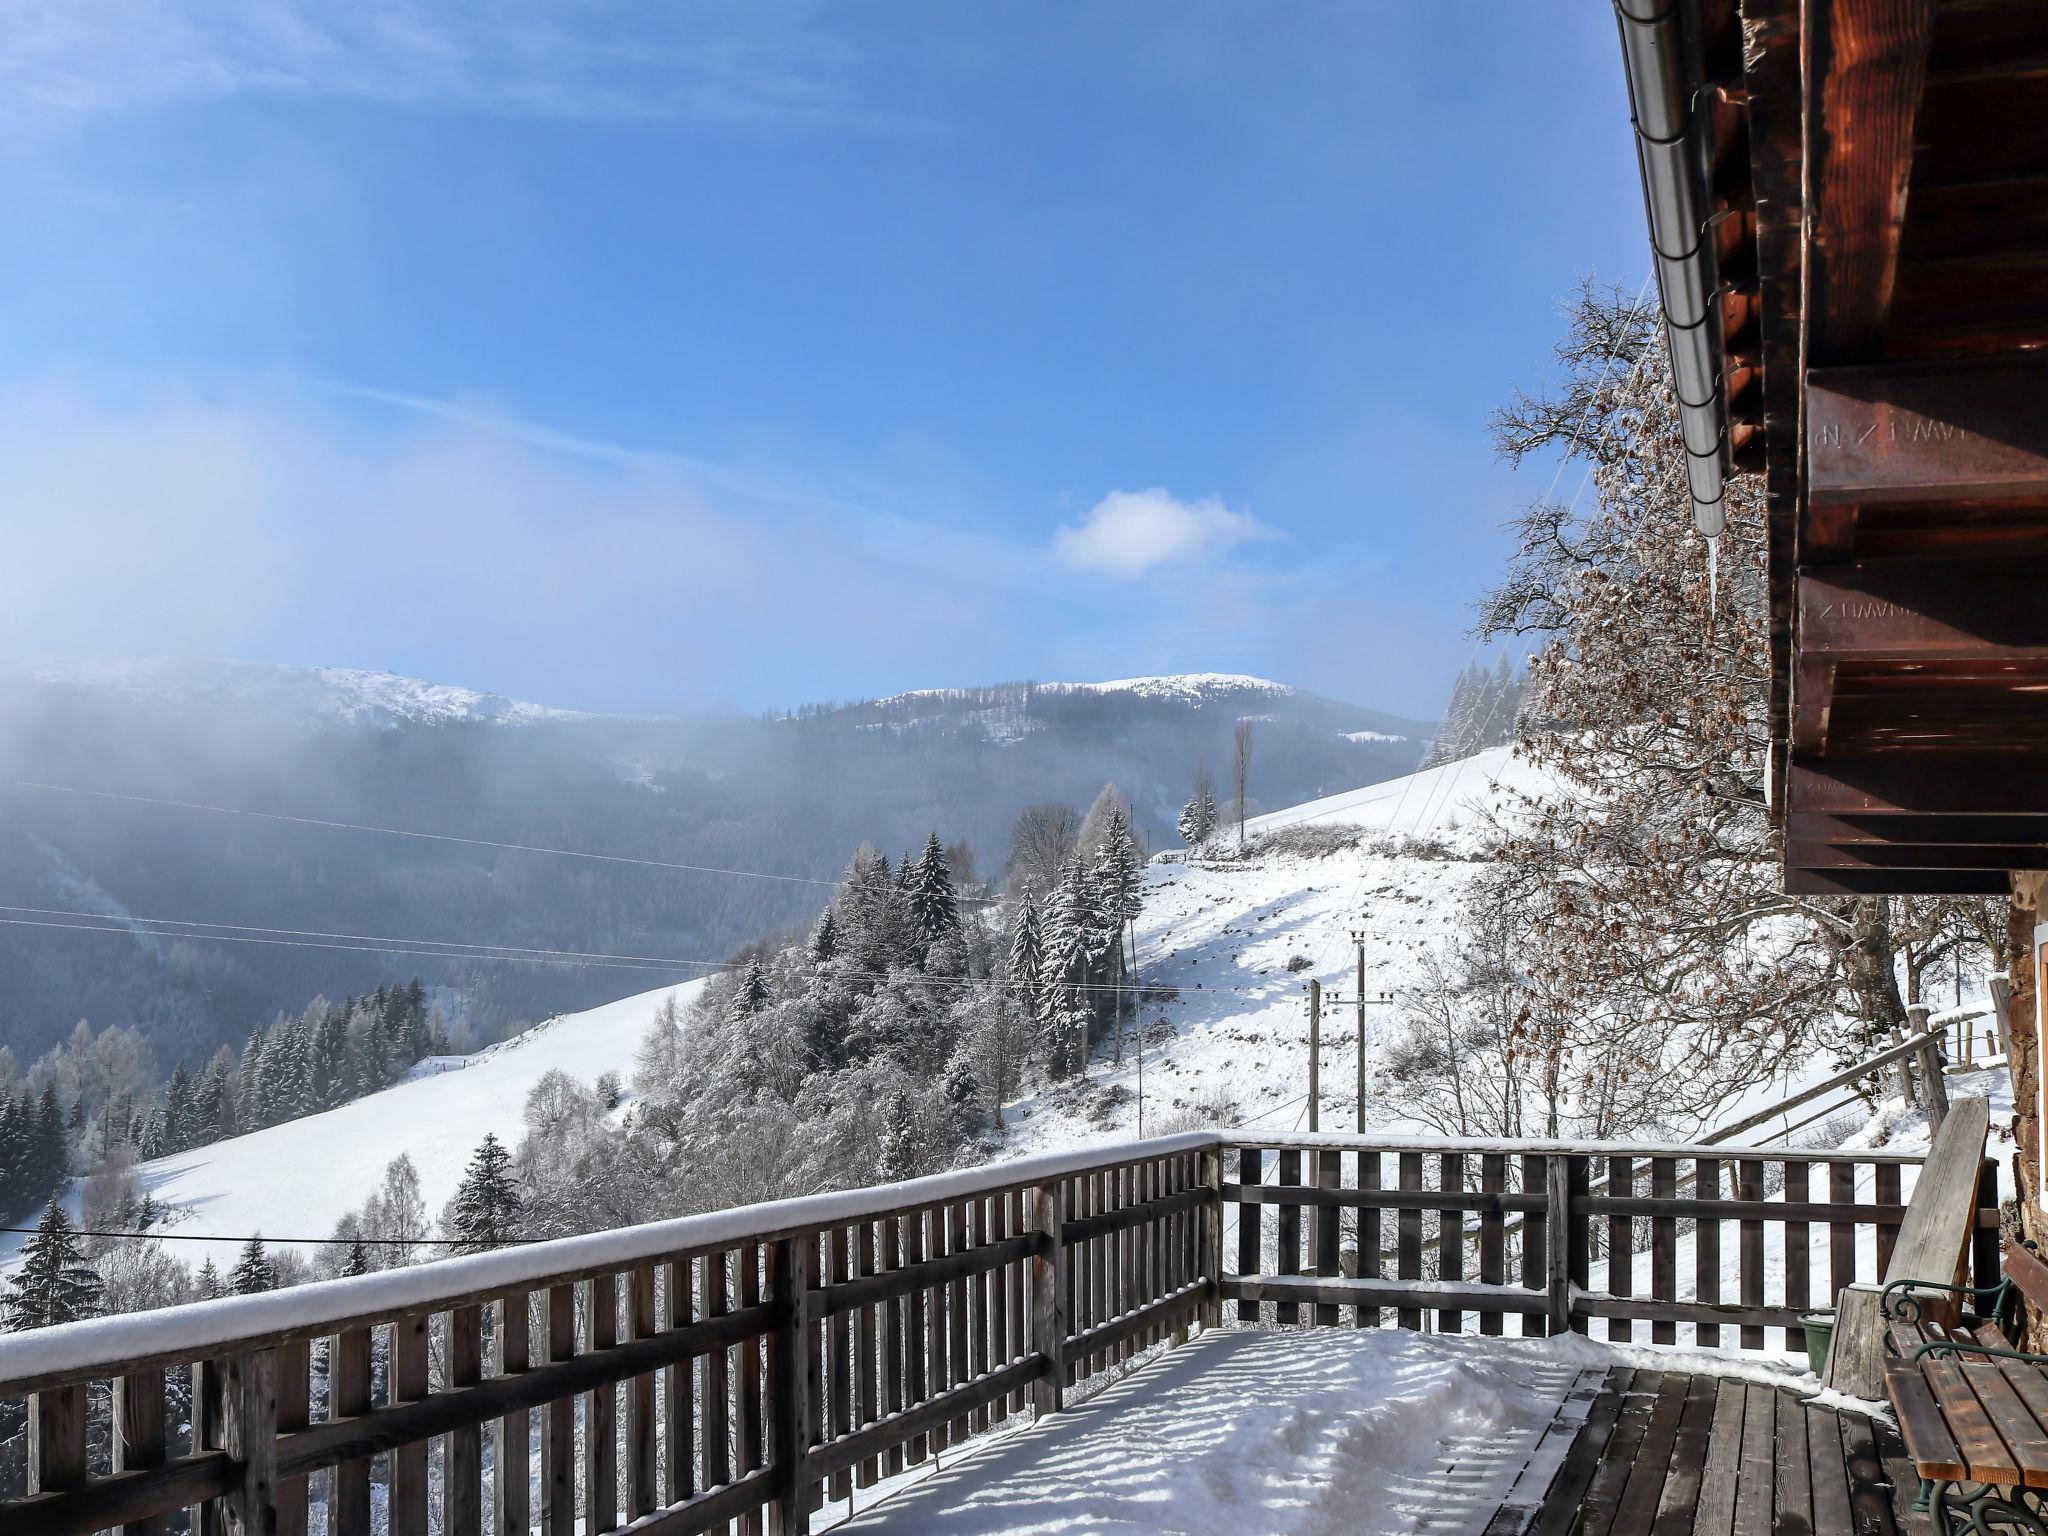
[1882,1094,1989,1301]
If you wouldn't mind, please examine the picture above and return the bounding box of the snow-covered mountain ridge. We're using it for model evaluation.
[7,657,575,731]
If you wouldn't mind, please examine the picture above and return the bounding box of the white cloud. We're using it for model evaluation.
[1051,487,1278,580]
[0,1,865,136]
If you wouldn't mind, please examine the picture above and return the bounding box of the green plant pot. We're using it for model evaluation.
[1800,1311,1836,1375]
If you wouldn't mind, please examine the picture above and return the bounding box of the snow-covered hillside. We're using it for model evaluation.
[4,981,703,1270]
[999,749,1543,1154]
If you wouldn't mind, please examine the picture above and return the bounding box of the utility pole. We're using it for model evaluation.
[1322,941,1396,1135]
[1353,930,1368,1134]
[1306,978,1321,1132]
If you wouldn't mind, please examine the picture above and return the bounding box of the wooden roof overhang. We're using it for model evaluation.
[1627,0,2048,897]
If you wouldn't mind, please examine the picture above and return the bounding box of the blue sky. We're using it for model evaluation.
[0,3,1647,720]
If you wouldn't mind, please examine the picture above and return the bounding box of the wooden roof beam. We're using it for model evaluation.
[1805,0,1937,364]
[1799,560,2048,663]
[1788,839,2048,871]
[1783,865,2014,896]
[1808,356,2048,508]
[1789,757,2048,818]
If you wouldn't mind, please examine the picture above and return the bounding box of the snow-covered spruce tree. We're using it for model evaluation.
[1094,809,1146,1062]
[231,1236,275,1295]
[3,1200,103,1330]
[445,1133,524,1253]
[1478,278,2008,1134]
[1043,858,1105,1078]
[1177,762,1218,849]
[728,960,770,1024]
[907,832,962,963]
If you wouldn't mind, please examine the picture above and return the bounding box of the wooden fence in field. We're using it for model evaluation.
[0,1122,1997,1536]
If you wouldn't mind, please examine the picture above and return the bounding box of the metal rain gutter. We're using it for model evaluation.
[1615,0,1731,539]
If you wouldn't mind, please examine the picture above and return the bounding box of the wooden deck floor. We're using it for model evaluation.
[1514,1368,1914,1536]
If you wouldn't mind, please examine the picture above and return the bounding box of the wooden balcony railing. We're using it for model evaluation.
[0,1125,1996,1536]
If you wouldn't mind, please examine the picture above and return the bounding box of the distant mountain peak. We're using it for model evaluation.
[1051,673,1299,702]
[5,656,574,730]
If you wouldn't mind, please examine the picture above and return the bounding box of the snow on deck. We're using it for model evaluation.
[829,1328,1593,1536]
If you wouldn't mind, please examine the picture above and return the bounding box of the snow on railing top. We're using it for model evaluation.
[0,1131,1220,1392]
[1223,1129,1932,1162]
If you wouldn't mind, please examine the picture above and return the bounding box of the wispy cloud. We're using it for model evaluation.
[1051,487,1280,580]
[0,1,867,135]
[0,374,1392,712]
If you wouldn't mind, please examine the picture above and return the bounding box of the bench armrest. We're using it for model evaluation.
[1910,1338,2048,1365]
[1882,1276,2011,1324]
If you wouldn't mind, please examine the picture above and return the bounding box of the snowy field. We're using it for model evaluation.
[0,980,703,1270]
[833,1328,1592,1536]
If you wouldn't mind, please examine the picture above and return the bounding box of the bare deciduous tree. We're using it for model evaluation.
[1232,719,1255,848]
[1476,277,2008,1134]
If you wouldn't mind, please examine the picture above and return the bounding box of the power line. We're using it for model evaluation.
[0,909,1256,998]
[0,915,714,975]
[2,1225,437,1248]
[0,904,725,969]
[0,777,1003,906]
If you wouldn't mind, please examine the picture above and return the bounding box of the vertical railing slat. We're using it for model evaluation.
[1361,1150,1384,1330]
[965,1201,988,1434]
[881,1216,904,1476]
[114,1368,167,1536]
[1479,1154,1506,1338]
[1650,1158,1677,1347]
[447,1306,483,1536]
[855,1221,882,1488]
[1236,1147,1263,1323]
[31,1382,87,1497]
[1277,1149,1303,1326]
[220,1350,276,1536]
[829,1225,855,1498]
[543,1285,575,1536]
[626,1266,657,1521]
[274,1340,309,1536]
[904,1211,928,1463]
[1439,1151,1465,1336]
[739,1247,765,1534]
[701,1257,730,1497]
[1520,1153,1546,1338]
[1696,1158,1722,1349]
[1738,1158,1766,1351]
[1396,1151,1422,1331]
[390,1316,430,1536]
[1315,1150,1341,1327]
[193,1359,224,1536]
[329,1331,371,1536]
[662,1263,692,1510]
[1568,1156,1591,1335]
[497,1292,531,1536]
[1030,1180,1066,1418]
[1784,1161,1811,1358]
[585,1276,618,1536]
[1606,1154,1632,1342]
[1877,1162,1904,1276]
[766,1235,815,1536]
[946,1202,970,1444]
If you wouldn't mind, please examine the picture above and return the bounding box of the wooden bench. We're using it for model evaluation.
[1884,1239,2048,1532]
[1825,1094,1990,1400]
